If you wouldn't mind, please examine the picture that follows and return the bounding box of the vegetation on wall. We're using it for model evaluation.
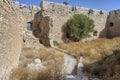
[63,2,68,5]
[63,14,95,41]
[53,41,60,46]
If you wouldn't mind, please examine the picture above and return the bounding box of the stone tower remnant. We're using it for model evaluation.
[107,9,120,38]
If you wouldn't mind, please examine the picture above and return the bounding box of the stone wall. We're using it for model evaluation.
[32,1,108,46]
[13,1,41,31]
[107,9,120,38]
[0,0,41,79]
[0,0,22,79]
[13,1,41,48]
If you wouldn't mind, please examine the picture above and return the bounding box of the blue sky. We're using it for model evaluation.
[12,0,120,12]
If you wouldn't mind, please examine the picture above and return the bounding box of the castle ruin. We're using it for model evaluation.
[32,1,108,47]
[1,0,120,79]
[13,1,41,48]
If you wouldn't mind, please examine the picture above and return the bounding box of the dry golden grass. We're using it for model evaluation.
[59,37,120,63]
[10,47,65,80]
[36,48,64,62]
[9,65,63,80]
[21,47,64,64]
[22,47,35,59]
[9,67,34,80]
[37,61,64,80]
[20,46,64,72]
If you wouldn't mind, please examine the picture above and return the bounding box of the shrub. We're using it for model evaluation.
[63,2,68,5]
[63,14,95,41]
[53,41,60,46]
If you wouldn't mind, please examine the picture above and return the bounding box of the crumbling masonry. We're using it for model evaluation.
[1,1,120,79]
[32,1,108,47]
[32,1,120,47]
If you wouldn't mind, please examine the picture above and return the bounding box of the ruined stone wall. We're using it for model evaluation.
[13,1,41,48]
[13,1,41,30]
[0,0,22,79]
[107,9,120,38]
[32,1,107,46]
[0,0,41,79]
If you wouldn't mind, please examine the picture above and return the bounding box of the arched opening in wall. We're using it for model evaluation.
[110,22,114,27]
[93,30,98,36]
[27,22,32,30]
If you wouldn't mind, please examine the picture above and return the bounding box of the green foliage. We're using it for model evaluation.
[53,41,59,46]
[63,2,68,5]
[63,14,95,41]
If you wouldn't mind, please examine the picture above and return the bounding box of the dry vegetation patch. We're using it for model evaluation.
[20,47,64,66]
[10,47,65,80]
[10,66,63,80]
[59,37,120,63]
[37,48,64,62]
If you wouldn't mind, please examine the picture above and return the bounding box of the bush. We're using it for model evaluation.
[63,2,68,5]
[53,41,59,46]
[63,14,95,41]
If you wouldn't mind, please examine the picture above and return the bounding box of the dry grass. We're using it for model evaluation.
[37,61,64,80]
[36,48,64,62]
[9,65,63,80]
[22,47,35,59]
[20,47,64,66]
[59,37,120,63]
[10,47,65,80]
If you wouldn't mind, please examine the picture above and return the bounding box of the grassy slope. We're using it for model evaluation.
[59,37,120,64]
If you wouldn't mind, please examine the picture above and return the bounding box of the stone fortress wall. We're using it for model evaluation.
[0,0,41,79]
[0,0,22,79]
[32,1,108,46]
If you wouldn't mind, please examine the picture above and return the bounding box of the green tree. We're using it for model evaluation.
[63,14,95,41]
[63,2,68,5]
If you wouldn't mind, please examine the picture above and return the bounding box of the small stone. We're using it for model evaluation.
[34,58,41,64]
